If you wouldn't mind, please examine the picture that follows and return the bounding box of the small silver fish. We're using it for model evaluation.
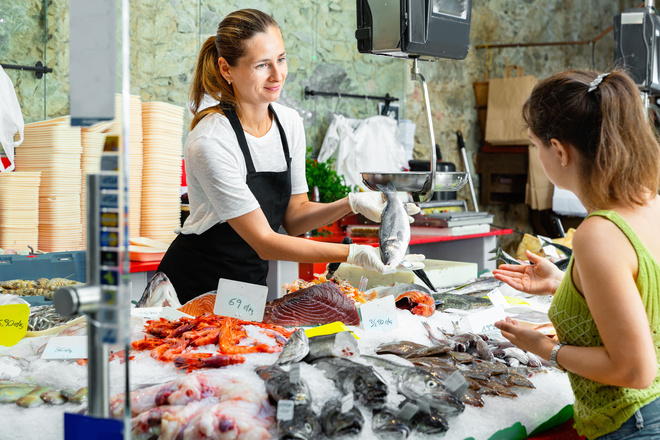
[41,389,67,405]
[276,328,310,365]
[0,386,36,403]
[67,387,88,404]
[377,183,410,268]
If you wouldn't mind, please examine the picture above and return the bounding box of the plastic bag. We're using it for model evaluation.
[0,65,25,172]
[318,114,408,190]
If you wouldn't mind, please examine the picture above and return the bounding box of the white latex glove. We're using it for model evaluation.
[347,244,396,274]
[348,192,420,223]
[347,245,426,274]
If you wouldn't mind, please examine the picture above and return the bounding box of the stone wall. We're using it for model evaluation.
[2,0,632,250]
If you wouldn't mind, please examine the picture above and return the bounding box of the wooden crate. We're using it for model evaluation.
[475,152,528,205]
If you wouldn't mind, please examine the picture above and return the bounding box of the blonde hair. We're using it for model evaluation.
[189,9,278,130]
[523,69,660,209]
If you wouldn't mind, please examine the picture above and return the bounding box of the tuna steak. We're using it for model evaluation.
[263,282,360,326]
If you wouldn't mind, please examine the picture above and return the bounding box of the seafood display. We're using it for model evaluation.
[130,315,292,371]
[0,277,83,299]
[256,364,321,440]
[276,330,359,365]
[394,289,436,317]
[0,380,87,407]
[377,182,410,267]
[27,304,81,332]
[263,281,360,326]
[111,371,273,440]
[281,276,377,305]
[178,291,217,316]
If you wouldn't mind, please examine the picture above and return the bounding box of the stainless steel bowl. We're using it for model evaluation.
[361,171,469,196]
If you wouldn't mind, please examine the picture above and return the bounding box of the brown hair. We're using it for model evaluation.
[189,9,279,130]
[523,69,660,209]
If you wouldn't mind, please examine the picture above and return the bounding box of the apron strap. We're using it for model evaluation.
[222,104,291,174]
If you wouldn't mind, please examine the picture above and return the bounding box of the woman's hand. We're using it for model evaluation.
[492,250,565,296]
[494,317,553,356]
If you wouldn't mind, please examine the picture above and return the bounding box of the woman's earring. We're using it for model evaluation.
[562,162,568,169]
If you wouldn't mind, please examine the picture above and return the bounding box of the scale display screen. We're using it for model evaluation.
[433,0,469,19]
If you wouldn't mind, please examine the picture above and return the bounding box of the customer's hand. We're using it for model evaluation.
[492,250,565,296]
[348,192,419,223]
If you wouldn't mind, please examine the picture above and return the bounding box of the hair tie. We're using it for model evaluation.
[588,73,610,92]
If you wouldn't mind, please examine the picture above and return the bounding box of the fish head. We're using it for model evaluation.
[398,368,465,416]
[349,368,389,409]
[278,406,321,440]
[136,272,182,308]
[276,329,310,365]
[371,409,412,440]
[380,239,405,267]
[321,400,364,437]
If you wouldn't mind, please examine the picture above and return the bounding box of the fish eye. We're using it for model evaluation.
[304,423,313,434]
[427,380,437,388]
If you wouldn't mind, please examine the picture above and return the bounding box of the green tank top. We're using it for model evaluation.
[548,210,660,440]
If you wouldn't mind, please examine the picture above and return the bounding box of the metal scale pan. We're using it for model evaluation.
[361,58,468,202]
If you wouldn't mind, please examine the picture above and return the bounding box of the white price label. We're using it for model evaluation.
[487,288,509,307]
[41,335,88,360]
[289,363,301,384]
[461,306,507,334]
[277,400,295,421]
[131,307,192,321]
[397,402,419,420]
[444,370,469,395]
[341,393,354,413]
[214,279,268,321]
[359,296,398,332]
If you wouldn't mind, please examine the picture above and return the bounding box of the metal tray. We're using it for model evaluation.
[361,171,468,194]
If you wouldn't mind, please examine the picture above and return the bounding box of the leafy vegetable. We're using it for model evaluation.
[305,158,356,203]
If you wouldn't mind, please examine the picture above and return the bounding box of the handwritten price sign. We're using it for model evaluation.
[358,295,398,332]
[214,279,268,321]
[41,335,88,360]
[0,304,29,347]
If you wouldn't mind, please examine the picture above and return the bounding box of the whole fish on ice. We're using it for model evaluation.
[136,271,182,309]
[377,183,410,268]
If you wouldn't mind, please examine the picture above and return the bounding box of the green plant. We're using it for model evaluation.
[305,158,356,203]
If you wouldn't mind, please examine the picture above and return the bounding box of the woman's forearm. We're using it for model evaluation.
[282,195,352,237]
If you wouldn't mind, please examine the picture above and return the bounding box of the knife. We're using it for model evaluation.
[326,236,353,280]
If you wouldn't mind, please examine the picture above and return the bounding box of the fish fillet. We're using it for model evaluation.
[263,281,360,326]
[178,292,217,317]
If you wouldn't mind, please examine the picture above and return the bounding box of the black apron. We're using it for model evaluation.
[158,104,292,304]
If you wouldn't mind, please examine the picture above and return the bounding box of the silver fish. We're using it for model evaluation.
[313,358,389,410]
[362,355,465,417]
[255,364,312,407]
[320,398,365,438]
[377,183,410,267]
[276,329,310,365]
[437,277,503,296]
[372,408,412,440]
[278,405,322,440]
[0,386,36,403]
[41,389,67,405]
[136,272,182,309]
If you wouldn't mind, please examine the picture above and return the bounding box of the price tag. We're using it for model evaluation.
[131,307,192,321]
[487,288,509,308]
[0,304,29,347]
[41,335,88,359]
[131,307,163,320]
[538,235,561,259]
[289,363,301,384]
[160,307,193,321]
[276,400,295,421]
[461,306,506,334]
[341,393,354,413]
[214,279,268,321]
[358,295,398,332]
[397,402,419,420]
[443,370,469,396]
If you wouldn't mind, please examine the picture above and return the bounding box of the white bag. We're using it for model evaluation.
[0,66,25,172]
[318,114,408,190]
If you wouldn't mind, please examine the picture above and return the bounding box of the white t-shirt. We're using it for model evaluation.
[179,102,308,235]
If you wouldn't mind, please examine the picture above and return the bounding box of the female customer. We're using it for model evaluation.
[494,69,660,439]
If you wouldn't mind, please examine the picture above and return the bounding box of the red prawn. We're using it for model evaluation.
[173,353,245,373]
